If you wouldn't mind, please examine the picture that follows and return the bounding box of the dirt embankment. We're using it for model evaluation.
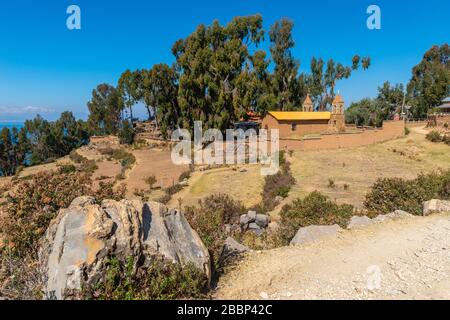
[215,213,450,300]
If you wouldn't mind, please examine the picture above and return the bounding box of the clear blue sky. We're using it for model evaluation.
[0,0,448,121]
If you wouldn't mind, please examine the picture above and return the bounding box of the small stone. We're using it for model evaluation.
[240,214,252,226]
[248,222,261,230]
[260,292,269,299]
[255,214,270,228]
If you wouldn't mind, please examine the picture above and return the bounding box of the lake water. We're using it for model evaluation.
[0,122,24,131]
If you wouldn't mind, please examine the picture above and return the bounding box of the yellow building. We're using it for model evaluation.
[261,95,346,139]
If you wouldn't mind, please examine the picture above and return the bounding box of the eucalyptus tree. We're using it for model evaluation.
[172,15,265,132]
[87,83,124,136]
[140,64,180,137]
[118,70,142,122]
[407,44,449,117]
[269,18,305,111]
[308,55,371,111]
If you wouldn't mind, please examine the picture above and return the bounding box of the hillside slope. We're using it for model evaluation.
[215,213,450,300]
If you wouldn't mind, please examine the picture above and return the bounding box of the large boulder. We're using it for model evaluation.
[423,200,450,216]
[373,210,413,223]
[39,197,210,300]
[347,216,373,230]
[290,225,342,246]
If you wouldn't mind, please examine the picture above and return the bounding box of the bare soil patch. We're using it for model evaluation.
[215,213,450,300]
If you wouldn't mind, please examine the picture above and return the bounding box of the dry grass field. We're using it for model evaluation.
[1,126,447,212]
[285,126,450,209]
[167,165,265,208]
[168,126,449,211]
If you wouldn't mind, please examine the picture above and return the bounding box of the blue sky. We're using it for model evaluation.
[0,0,448,121]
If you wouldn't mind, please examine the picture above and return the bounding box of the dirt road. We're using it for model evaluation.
[215,213,450,300]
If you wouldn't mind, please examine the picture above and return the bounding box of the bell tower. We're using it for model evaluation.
[302,94,314,112]
[330,94,346,132]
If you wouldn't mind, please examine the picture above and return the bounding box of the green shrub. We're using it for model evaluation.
[179,168,193,182]
[79,160,99,174]
[426,131,443,143]
[261,159,295,211]
[328,178,336,188]
[0,171,127,259]
[157,193,172,205]
[84,256,208,300]
[57,164,77,174]
[184,194,246,277]
[145,175,157,190]
[276,192,355,245]
[100,148,136,178]
[405,127,410,136]
[69,150,87,164]
[364,170,450,215]
[157,183,185,204]
[1,171,91,258]
[118,120,135,145]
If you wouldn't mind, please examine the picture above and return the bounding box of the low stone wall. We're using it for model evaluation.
[279,120,405,151]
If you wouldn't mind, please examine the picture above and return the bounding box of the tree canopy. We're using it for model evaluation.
[99,15,370,137]
[407,44,450,117]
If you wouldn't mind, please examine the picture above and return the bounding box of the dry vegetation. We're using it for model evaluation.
[286,127,450,209]
[166,126,450,212]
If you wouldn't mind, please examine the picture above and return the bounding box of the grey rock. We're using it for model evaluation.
[240,214,252,226]
[347,216,373,230]
[248,222,261,230]
[274,196,284,204]
[39,197,210,300]
[178,180,189,187]
[255,214,270,228]
[423,200,450,216]
[290,225,342,246]
[247,211,257,221]
[222,237,250,255]
[248,223,265,236]
[69,196,96,208]
[373,210,414,223]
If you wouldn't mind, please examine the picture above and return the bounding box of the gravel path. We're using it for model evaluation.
[215,213,450,300]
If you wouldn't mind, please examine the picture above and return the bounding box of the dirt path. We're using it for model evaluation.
[124,149,189,196]
[215,213,450,300]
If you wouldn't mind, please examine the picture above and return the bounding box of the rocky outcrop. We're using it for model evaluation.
[39,197,210,300]
[240,211,270,236]
[347,216,373,230]
[373,210,414,223]
[290,225,342,246]
[423,200,450,216]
